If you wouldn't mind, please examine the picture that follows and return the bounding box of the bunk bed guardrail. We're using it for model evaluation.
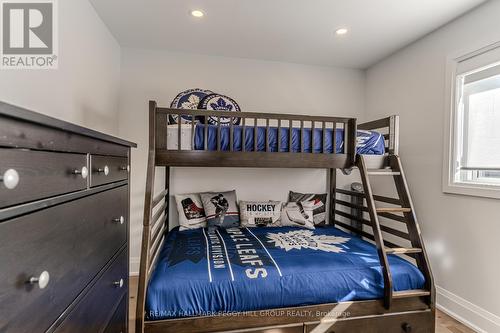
[153,105,358,168]
[358,114,399,156]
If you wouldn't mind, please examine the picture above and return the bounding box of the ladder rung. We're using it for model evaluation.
[376,207,411,213]
[386,247,422,254]
[367,169,401,176]
[393,289,430,299]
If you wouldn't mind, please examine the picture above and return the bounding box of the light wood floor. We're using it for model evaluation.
[128,276,476,333]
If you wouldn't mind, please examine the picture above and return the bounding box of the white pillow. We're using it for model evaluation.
[280,201,315,229]
[239,201,282,227]
[175,193,207,231]
[200,190,240,228]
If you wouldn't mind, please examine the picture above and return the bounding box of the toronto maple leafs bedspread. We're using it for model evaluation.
[145,226,425,320]
[190,125,385,155]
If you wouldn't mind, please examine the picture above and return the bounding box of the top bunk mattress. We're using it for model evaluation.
[146,226,424,320]
[166,124,385,155]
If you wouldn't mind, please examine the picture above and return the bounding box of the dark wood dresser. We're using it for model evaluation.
[0,102,136,333]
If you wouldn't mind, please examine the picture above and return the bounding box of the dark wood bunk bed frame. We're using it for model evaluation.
[136,101,435,333]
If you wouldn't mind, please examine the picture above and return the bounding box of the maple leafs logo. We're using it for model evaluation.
[210,97,233,111]
[181,94,201,109]
[267,230,350,253]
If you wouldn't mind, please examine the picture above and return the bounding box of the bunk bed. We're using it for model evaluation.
[136,101,435,333]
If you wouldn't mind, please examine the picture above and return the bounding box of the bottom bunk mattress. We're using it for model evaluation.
[146,226,425,320]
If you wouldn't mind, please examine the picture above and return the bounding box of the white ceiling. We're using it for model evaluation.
[90,0,487,69]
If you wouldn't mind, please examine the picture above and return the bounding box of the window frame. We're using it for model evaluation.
[443,41,500,199]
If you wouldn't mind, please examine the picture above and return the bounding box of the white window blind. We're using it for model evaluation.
[456,45,500,75]
[447,43,500,194]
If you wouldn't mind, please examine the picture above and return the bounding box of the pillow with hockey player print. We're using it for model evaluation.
[280,201,315,230]
[175,193,207,231]
[239,201,282,228]
[288,191,327,226]
[200,190,240,229]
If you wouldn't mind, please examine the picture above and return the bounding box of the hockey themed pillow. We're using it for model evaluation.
[175,193,207,231]
[200,190,240,228]
[280,201,315,230]
[288,191,327,226]
[239,201,282,228]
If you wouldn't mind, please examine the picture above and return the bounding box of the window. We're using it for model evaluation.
[444,43,500,198]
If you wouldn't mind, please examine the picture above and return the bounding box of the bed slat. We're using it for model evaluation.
[230,117,234,151]
[300,120,304,152]
[177,117,181,150]
[148,237,165,277]
[152,189,169,208]
[311,121,315,154]
[242,117,246,152]
[254,119,258,152]
[277,119,282,152]
[333,123,337,154]
[151,201,167,226]
[322,122,326,153]
[204,115,208,151]
[191,115,195,149]
[151,220,167,246]
[378,212,407,223]
[335,220,402,249]
[217,115,221,151]
[266,118,270,152]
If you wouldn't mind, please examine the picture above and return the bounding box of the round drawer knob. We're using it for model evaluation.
[113,216,125,224]
[1,168,20,190]
[72,166,89,179]
[97,165,109,176]
[29,271,50,289]
[119,165,130,172]
[113,278,124,288]
[402,323,412,332]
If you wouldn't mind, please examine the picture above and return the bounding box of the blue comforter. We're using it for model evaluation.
[146,226,424,320]
[192,125,385,155]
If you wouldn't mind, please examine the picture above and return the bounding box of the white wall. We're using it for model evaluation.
[365,1,500,331]
[0,0,121,134]
[117,48,365,273]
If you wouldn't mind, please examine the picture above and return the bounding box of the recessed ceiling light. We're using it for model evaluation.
[335,28,348,36]
[191,10,204,18]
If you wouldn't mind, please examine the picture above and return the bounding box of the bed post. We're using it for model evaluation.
[329,168,336,226]
[388,115,399,155]
[136,101,157,333]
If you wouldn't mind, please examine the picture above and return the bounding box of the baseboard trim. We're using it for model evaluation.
[130,257,140,276]
[436,285,500,333]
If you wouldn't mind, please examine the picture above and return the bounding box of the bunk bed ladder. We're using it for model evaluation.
[357,154,434,309]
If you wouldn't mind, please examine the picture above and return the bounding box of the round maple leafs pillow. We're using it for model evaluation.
[198,93,241,126]
[169,88,213,124]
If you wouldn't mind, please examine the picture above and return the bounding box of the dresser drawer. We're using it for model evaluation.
[304,310,433,333]
[90,155,128,187]
[54,249,128,333]
[103,294,127,333]
[0,186,128,333]
[0,149,88,208]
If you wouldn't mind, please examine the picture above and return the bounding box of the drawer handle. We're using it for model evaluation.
[119,165,130,172]
[0,168,20,189]
[97,165,110,176]
[113,216,125,224]
[28,271,50,289]
[113,278,124,288]
[402,323,412,332]
[72,166,89,179]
